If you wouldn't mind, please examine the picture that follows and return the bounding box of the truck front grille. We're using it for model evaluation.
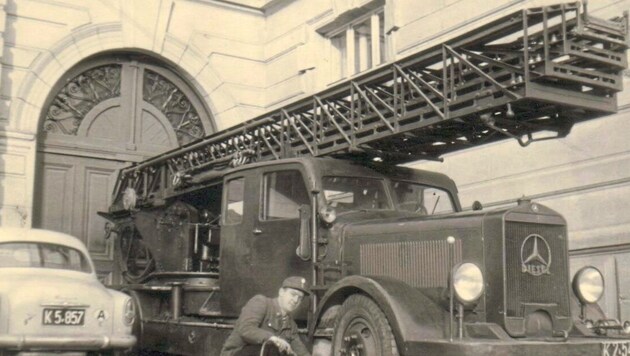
[360,240,462,288]
[504,222,570,317]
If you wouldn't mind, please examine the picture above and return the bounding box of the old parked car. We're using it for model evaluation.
[0,228,136,355]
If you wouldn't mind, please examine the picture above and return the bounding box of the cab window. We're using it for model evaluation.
[262,170,309,220]
[225,177,245,225]
[323,176,391,212]
[392,181,455,215]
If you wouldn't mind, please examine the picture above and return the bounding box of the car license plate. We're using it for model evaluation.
[42,308,85,326]
[602,342,630,356]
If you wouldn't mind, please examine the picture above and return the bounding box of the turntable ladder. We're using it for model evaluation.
[109,2,628,211]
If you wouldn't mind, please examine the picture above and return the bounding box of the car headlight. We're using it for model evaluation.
[123,298,135,326]
[453,262,484,304]
[573,266,604,304]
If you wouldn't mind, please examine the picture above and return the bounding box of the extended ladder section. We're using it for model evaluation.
[110,2,628,212]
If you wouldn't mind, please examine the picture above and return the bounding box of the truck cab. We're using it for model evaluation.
[217,157,461,317]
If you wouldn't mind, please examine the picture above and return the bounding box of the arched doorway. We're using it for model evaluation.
[33,53,215,278]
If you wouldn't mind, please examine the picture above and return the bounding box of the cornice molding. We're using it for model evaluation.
[0,129,37,141]
[181,0,296,14]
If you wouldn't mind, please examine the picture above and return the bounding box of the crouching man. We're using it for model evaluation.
[220,276,312,356]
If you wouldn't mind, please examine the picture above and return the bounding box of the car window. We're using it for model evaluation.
[392,181,455,215]
[225,177,245,225]
[262,170,309,220]
[323,176,391,212]
[0,242,92,273]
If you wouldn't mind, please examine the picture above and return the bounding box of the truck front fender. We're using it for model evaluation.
[310,275,447,346]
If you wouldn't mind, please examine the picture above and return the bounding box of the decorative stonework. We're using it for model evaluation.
[143,69,204,144]
[43,65,122,135]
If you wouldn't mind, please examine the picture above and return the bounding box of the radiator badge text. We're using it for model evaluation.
[520,234,551,276]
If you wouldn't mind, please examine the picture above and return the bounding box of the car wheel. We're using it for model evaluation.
[332,295,399,356]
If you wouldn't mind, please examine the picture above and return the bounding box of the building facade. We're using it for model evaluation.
[0,0,628,319]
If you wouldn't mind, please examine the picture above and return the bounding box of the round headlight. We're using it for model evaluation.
[573,266,604,304]
[123,298,135,326]
[319,206,336,224]
[453,263,484,304]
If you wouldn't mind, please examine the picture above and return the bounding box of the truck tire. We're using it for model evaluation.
[333,295,399,356]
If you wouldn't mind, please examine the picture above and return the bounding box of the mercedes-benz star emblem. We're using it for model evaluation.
[520,234,551,276]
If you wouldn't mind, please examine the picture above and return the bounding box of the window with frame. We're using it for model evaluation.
[0,242,92,273]
[262,170,310,220]
[323,176,391,212]
[330,10,386,79]
[225,177,245,225]
[392,181,455,215]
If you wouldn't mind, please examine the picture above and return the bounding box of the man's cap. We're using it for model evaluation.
[281,276,311,295]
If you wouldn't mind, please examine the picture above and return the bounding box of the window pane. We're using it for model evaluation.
[392,181,455,215]
[331,32,347,78]
[0,242,91,273]
[323,176,391,212]
[263,171,309,220]
[379,12,387,64]
[424,188,454,215]
[354,20,372,72]
[40,244,90,272]
[225,177,245,224]
[328,9,386,80]
[0,242,38,268]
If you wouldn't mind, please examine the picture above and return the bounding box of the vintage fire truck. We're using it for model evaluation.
[101,2,630,355]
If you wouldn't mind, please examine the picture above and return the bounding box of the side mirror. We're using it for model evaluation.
[296,205,311,260]
[472,201,483,211]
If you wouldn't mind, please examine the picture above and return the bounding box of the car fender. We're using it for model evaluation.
[120,289,145,349]
[309,275,447,345]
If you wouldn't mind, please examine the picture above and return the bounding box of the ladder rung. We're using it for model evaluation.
[582,16,628,37]
[540,63,623,91]
[574,28,629,49]
[565,41,627,66]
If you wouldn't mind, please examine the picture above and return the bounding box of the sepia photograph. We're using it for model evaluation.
[0,0,628,355]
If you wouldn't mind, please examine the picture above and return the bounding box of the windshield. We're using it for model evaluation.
[323,176,392,212]
[392,181,455,215]
[0,242,92,273]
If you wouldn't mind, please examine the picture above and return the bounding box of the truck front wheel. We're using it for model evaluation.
[333,295,399,356]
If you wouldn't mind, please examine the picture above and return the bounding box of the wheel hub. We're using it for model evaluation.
[340,319,375,355]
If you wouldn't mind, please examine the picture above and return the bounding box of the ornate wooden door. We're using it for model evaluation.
[34,55,214,278]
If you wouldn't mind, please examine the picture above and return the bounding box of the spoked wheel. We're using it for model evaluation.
[117,226,154,283]
[333,295,399,356]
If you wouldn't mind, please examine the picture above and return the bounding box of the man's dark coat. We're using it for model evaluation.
[220,295,310,356]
